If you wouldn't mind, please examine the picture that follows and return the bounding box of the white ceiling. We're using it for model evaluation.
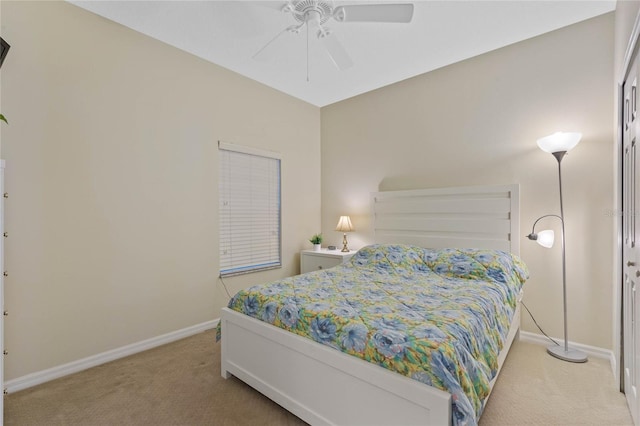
[69,0,616,107]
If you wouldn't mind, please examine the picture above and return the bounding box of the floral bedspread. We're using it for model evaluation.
[221,244,528,426]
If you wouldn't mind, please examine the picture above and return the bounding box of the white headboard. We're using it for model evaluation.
[371,184,520,255]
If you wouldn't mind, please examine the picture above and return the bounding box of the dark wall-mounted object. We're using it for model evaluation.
[0,38,10,69]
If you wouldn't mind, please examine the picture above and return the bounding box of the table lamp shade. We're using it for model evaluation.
[335,216,354,232]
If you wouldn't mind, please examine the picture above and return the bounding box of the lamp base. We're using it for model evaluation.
[547,345,588,363]
[341,233,350,252]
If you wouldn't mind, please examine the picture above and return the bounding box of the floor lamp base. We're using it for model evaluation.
[547,345,588,363]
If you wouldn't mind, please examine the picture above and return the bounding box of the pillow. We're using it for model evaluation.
[422,248,528,286]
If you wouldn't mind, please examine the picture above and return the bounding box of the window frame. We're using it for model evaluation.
[218,141,282,277]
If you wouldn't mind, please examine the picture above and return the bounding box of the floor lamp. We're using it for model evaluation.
[526,131,588,363]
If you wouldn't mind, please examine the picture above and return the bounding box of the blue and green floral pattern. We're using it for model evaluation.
[222,244,528,426]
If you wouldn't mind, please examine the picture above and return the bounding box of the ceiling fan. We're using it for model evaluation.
[253,1,414,76]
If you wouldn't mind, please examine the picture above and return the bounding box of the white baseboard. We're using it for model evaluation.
[4,324,615,394]
[519,331,616,375]
[4,319,220,394]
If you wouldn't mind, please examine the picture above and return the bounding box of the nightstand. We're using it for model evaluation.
[300,249,355,274]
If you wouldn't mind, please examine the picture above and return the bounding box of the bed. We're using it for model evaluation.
[219,184,525,425]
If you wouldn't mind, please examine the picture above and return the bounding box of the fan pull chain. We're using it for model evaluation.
[306,21,310,82]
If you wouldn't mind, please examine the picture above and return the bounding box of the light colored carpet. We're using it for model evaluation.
[4,330,633,425]
[480,340,632,426]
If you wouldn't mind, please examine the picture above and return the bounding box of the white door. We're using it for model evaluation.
[0,160,4,424]
[623,53,640,426]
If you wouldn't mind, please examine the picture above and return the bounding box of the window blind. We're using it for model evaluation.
[219,142,281,276]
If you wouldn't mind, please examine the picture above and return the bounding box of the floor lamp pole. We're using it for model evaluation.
[547,151,588,363]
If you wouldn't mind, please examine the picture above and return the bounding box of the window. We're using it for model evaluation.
[219,142,281,276]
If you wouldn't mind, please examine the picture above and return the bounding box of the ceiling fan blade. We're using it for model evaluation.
[252,27,292,62]
[319,32,353,70]
[333,4,414,23]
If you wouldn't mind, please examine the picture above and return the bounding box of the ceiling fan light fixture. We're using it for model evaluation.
[334,7,346,22]
[333,4,414,23]
[291,0,333,25]
[317,27,331,38]
[286,24,304,34]
[282,3,294,14]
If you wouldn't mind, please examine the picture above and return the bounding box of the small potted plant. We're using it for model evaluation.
[309,233,323,251]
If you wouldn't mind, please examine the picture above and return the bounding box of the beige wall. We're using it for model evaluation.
[615,1,640,77]
[321,14,615,349]
[0,1,320,380]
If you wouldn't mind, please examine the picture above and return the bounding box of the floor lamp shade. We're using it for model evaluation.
[536,132,582,153]
[534,230,555,248]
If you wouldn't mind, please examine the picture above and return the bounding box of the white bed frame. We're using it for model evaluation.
[221,184,521,425]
